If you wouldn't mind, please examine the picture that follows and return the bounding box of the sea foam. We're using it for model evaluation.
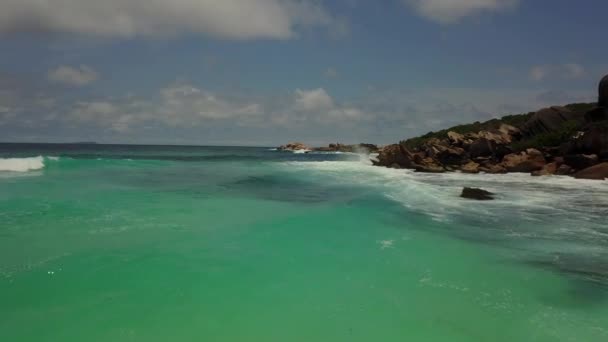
[0,156,46,172]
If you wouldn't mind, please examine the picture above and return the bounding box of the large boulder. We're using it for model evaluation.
[479,164,507,174]
[433,145,468,165]
[599,74,608,108]
[531,162,558,176]
[413,157,445,173]
[520,106,585,137]
[563,154,598,170]
[574,162,608,180]
[564,125,608,157]
[555,164,574,176]
[469,138,495,158]
[502,148,546,172]
[460,187,494,200]
[461,161,480,174]
[373,144,416,168]
[468,128,514,159]
[497,123,521,139]
[447,131,465,146]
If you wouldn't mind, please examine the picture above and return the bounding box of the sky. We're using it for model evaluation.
[0,0,606,146]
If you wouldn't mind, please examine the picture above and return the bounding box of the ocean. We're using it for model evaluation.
[1,143,607,341]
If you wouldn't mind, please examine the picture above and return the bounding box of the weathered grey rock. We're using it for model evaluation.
[574,162,608,180]
[460,187,494,200]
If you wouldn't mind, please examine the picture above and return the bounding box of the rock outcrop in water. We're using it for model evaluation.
[277,142,310,152]
[277,142,379,154]
[460,187,494,200]
[372,75,608,180]
[313,143,379,154]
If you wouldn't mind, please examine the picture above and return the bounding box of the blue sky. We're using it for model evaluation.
[0,0,606,145]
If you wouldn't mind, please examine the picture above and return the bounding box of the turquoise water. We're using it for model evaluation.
[1,144,608,341]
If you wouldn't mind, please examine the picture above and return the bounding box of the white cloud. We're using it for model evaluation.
[158,83,264,123]
[68,83,265,131]
[294,88,334,111]
[0,0,338,40]
[48,65,99,86]
[404,0,519,24]
[63,84,369,132]
[529,63,586,81]
[292,88,365,123]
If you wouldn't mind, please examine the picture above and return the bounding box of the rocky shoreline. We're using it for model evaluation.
[277,75,608,181]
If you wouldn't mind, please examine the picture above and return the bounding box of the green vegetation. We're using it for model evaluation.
[564,102,596,113]
[511,120,579,152]
[400,112,534,150]
[399,102,596,151]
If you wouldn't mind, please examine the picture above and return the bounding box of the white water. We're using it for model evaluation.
[282,159,608,284]
[0,156,46,172]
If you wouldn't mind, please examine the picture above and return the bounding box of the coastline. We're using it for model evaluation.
[277,103,608,181]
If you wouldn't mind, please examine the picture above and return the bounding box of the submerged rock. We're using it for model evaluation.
[460,187,494,200]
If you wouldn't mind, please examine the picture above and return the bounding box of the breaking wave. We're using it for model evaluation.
[0,156,48,172]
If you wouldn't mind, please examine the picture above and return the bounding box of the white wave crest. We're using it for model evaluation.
[0,156,46,172]
[281,159,608,227]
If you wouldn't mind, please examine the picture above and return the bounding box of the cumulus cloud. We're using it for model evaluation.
[63,84,369,133]
[1,72,596,144]
[294,88,334,111]
[0,0,339,40]
[404,0,519,24]
[529,63,586,81]
[48,65,99,86]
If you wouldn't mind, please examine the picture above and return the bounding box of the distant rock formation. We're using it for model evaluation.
[313,143,379,154]
[276,142,379,154]
[371,75,608,180]
[277,142,310,151]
